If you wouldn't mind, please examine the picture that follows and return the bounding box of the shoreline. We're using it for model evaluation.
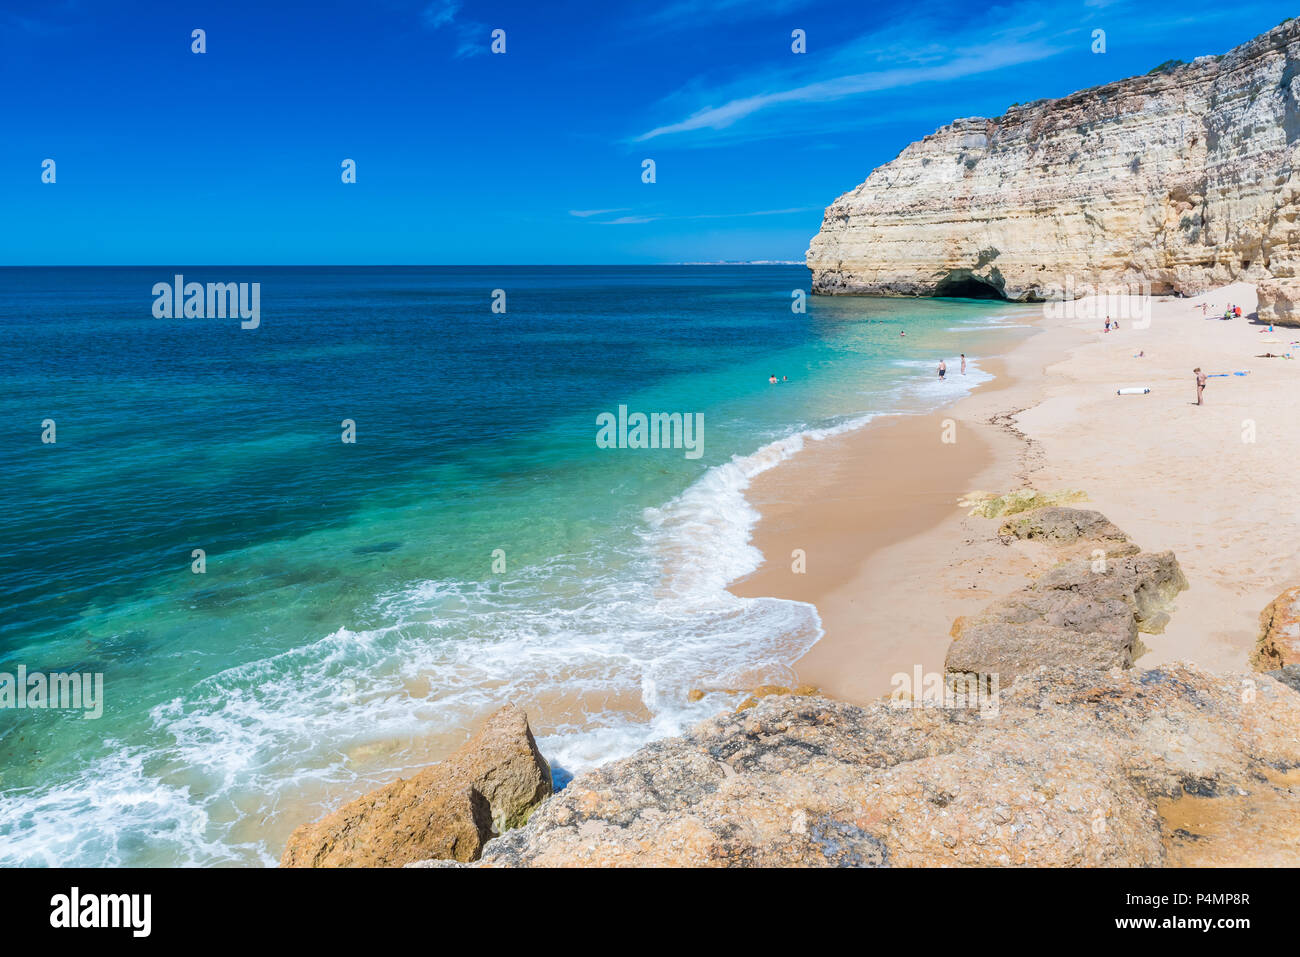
[731,281,1298,704]
[270,281,1300,866]
[730,313,1066,702]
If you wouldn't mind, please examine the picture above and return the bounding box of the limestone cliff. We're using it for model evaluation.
[806,20,1300,321]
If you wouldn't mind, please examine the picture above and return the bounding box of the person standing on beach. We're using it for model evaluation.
[1194,367,1206,405]
[1104,317,1111,333]
[960,353,967,375]
[938,359,947,380]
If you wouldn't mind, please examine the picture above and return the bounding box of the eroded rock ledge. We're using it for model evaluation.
[947,507,1188,685]
[292,508,1298,868]
[398,506,1300,867]
[433,664,1299,867]
[805,19,1300,322]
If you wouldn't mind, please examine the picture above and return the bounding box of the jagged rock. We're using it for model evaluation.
[1040,550,1188,633]
[1254,585,1300,670]
[734,683,819,711]
[959,488,1086,519]
[423,666,1300,867]
[997,506,1137,553]
[806,21,1300,308]
[280,705,550,867]
[947,551,1188,684]
[1268,664,1300,693]
[1257,279,1300,324]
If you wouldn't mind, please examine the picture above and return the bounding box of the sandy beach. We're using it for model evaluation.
[732,282,1300,703]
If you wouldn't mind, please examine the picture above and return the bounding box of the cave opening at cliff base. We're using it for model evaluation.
[932,273,1007,300]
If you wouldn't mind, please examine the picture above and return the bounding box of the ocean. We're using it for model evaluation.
[0,265,1034,866]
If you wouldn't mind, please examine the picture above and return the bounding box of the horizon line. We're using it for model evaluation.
[0,261,809,268]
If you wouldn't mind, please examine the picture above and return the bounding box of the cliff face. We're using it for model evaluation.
[806,20,1300,316]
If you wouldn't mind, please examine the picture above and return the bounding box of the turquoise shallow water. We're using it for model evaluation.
[0,266,1034,865]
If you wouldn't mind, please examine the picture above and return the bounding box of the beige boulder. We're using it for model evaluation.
[947,551,1188,685]
[997,506,1132,549]
[1253,585,1300,670]
[1256,279,1300,326]
[280,704,550,867]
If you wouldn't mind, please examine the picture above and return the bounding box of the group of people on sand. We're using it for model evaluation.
[937,354,967,380]
[1103,316,1121,333]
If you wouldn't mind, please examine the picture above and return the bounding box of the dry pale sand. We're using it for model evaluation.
[731,282,1300,704]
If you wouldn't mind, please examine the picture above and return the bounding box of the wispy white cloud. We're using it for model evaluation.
[634,37,1062,141]
[628,2,1096,144]
[569,208,631,218]
[421,0,460,28]
[421,0,488,58]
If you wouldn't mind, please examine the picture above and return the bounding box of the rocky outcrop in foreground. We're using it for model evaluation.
[947,508,1187,685]
[806,20,1300,321]
[403,506,1297,868]
[430,666,1300,867]
[281,705,550,867]
[1254,584,1300,670]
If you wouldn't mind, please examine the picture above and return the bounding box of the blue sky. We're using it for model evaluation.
[2,0,1296,264]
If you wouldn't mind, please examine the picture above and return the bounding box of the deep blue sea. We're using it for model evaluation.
[0,266,1034,865]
